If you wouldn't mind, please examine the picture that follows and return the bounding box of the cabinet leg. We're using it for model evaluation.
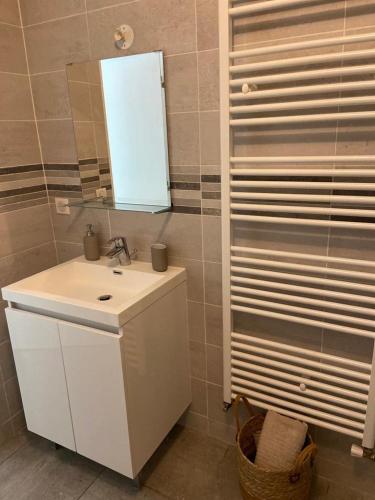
[52,442,62,450]
[131,475,142,490]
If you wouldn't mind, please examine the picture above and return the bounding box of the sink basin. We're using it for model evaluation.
[2,257,186,328]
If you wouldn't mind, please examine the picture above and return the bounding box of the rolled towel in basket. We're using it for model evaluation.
[254,410,308,471]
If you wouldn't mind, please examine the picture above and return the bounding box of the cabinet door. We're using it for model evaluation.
[5,308,75,450]
[59,322,133,477]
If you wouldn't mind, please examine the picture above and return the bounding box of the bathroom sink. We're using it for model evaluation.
[1,257,186,328]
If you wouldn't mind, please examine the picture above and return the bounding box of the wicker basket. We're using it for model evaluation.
[234,395,317,500]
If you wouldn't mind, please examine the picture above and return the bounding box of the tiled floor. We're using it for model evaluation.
[0,425,373,500]
[0,425,241,500]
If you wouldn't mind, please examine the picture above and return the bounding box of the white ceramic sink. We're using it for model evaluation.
[2,257,186,328]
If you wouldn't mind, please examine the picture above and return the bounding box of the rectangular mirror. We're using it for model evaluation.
[66,51,171,213]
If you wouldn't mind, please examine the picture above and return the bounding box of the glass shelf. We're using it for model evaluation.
[69,199,172,214]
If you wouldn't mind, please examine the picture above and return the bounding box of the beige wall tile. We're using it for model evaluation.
[31,72,71,120]
[74,122,96,160]
[165,54,198,113]
[234,311,322,352]
[38,120,78,164]
[204,261,222,306]
[190,377,207,416]
[200,111,220,166]
[0,0,21,25]
[203,215,221,263]
[0,205,54,259]
[169,257,204,303]
[233,220,329,256]
[52,205,109,246]
[89,85,105,122]
[322,331,373,364]
[205,304,223,347]
[56,241,84,263]
[68,81,92,121]
[233,124,338,158]
[198,50,219,112]
[88,0,196,60]
[327,228,375,270]
[110,211,202,260]
[345,0,375,32]
[20,0,85,26]
[336,121,375,156]
[24,15,89,74]
[206,345,223,385]
[93,122,108,158]
[196,0,218,51]
[167,112,200,166]
[189,341,206,380]
[233,2,345,47]
[0,74,33,120]
[0,122,41,167]
[0,25,27,74]
[0,242,57,289]
[188,301,205,343]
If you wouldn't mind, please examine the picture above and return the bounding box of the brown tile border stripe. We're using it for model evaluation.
[44,164,79,171]
[170,182,201,190]
[0,164,43,175]
[81,176,100,183]
[172,205,202,215]
[0,185,46,198]
[47,184,82,192]
[79,158,98,165]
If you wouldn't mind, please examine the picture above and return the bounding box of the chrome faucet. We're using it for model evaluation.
[106,236,133,266]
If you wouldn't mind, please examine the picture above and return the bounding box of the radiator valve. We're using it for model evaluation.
[351,444,375,461]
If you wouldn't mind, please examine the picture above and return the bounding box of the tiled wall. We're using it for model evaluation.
[0,0,56,446]
[0,0,374,497]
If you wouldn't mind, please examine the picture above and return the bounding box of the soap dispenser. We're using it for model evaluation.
[84,224,100,261]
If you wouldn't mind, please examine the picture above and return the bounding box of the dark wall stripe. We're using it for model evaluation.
[170,182,201,191]
[44,164,79,171]
[0,185,46,198]
[0,164,43,175]
[47,184,82,192]
[79,158,98,165]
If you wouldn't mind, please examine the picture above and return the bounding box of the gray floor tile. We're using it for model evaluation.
[0,426,242,500]
[141,426,240,500]
[80,469,167,500]
[0,435,102,500]
[0,431,32,468]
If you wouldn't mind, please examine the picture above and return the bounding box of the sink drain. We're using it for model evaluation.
[98,294,113,301]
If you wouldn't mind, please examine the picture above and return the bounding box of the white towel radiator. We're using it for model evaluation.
[220,0,375,456]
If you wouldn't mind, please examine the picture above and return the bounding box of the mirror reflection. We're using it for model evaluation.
[66,51,171,213]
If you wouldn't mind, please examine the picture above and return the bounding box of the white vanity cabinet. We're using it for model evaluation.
[5,277,191,479]
[5,310,76,451]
